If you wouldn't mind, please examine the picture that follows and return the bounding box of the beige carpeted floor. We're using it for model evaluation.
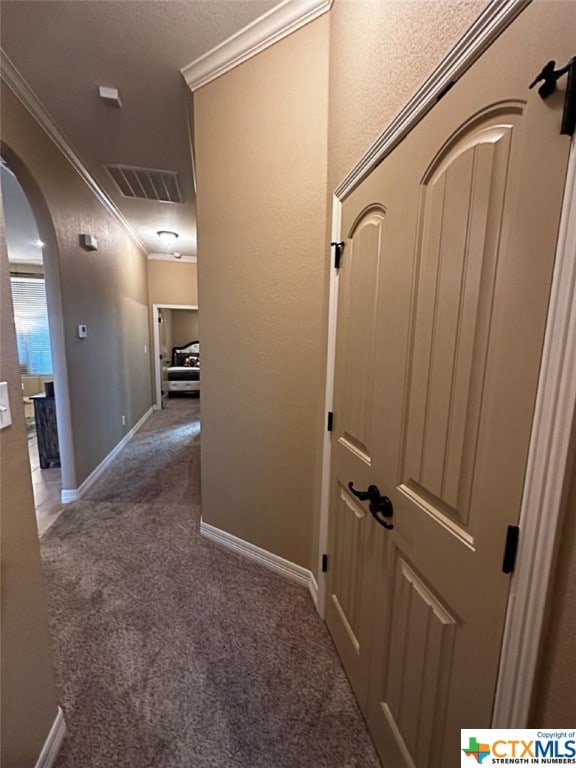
[41,398,381,768]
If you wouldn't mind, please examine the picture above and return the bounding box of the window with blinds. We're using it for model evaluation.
[10,276,53,375]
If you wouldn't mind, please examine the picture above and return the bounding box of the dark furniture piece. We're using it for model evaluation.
[31,392,60,468]
[168,340,200,396]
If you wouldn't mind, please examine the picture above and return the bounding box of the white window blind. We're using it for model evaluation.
[10,276,53,375]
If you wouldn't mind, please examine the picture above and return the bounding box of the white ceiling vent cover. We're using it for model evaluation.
[105,164,182,203]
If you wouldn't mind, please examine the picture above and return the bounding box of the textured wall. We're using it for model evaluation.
[171,309,199,346]
[147,260,198,399]
[1,82,152,489]
[194,16,330,567]
[327,0,490,190]
[147,260,198,307]
[0,182,58,768]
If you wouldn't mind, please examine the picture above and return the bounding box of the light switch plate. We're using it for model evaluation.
[78,324,88,338]
[0,381,12,430]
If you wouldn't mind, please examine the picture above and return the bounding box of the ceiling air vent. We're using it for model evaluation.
[105,164,182,203]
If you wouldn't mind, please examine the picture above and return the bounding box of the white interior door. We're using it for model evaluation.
[326,3,575,766]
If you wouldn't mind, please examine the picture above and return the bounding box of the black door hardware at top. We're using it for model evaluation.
[348,482,394,530]
[529,57,576,137]
[331,241,345,270]
[502,525,520,575]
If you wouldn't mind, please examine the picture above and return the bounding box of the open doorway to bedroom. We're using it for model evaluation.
[152,304,199,409]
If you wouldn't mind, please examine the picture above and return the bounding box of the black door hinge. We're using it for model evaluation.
[322,554,328,573]
[331,241,345,270]
[529,56,576,137]
[327,411,334,432]
[502,525,520,574]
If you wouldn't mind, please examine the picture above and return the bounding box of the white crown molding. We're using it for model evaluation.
[0,50,148,256]
[148,252,197,263]
[335,0,530,200]
[182,0,333,92]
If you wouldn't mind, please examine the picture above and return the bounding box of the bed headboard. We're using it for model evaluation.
[171,341,200,366]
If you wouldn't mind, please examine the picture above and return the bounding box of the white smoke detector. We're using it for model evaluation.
[98,86,122,108]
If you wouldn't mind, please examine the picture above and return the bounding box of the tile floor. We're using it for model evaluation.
[28,433,64,535]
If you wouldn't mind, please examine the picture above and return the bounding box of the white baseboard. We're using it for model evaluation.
[200,520,319,606]
[60,488,80,504]
[60,407,153,504]
[35,706,66,768]
[308,571,319,609]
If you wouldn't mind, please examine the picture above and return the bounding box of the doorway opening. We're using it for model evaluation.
[152,304,199,409]
[1,157,62,533]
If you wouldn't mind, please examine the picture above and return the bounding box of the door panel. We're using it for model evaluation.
[326,2,575,766]
[326,207,387,707]
[338,209,384,465]
[330,487,369,650]
[402,113,521,539]
[383,552,457,766]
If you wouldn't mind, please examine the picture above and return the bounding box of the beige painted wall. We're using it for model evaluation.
[0,187,58,767]
[171,309,199,347]
[1,83,153,488]
[147,259,198,306]
[147,260,198,399]
[194,16,330,567]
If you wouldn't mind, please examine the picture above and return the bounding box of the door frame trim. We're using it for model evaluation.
[152,303,199,409]
[318,0,575,726]
[492,133,576,726]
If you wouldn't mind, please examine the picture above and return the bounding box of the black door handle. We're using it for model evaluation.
[348,482,394,530]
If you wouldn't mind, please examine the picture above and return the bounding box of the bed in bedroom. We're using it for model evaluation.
[167,341,200,396]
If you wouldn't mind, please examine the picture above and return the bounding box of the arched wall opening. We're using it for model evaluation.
[1,141,77,498]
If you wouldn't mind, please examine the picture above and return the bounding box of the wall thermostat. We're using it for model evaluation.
[79,234,98,251]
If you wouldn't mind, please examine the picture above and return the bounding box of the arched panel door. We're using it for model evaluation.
[326,206,388,710]
[326,3,575,766]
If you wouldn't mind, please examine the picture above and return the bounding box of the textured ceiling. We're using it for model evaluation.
[0,0,281,258]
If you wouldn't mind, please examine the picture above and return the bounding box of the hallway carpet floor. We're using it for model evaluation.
[41,399,381,768]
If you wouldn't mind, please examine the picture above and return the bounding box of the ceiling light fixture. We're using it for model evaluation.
[172,252,182,260]
[157,230,179,248]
